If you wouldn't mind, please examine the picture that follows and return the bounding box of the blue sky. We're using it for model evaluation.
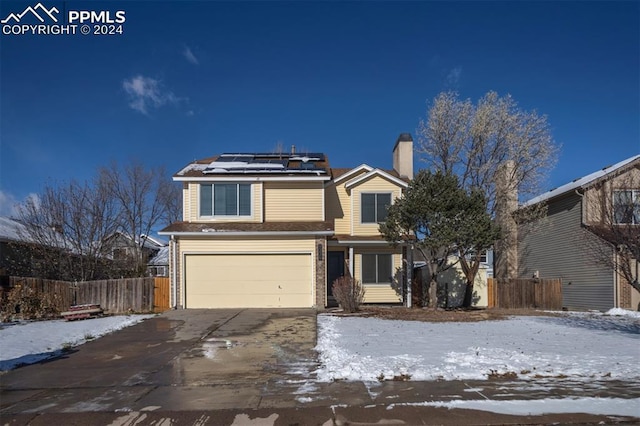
[1,1,639,216]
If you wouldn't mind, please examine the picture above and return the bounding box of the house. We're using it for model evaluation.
[159,134,413,309]
[147,246,169,277]
[103,232,165,262]
[412,253,491,309]
[517,155,640,311]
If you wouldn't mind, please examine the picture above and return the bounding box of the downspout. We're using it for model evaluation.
[406,244,413,308]
[349,246,354,277]
[171,235,178,309]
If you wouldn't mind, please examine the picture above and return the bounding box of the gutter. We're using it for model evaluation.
[159,230,335,237]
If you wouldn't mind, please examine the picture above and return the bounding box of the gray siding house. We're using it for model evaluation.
[518,155,640,311]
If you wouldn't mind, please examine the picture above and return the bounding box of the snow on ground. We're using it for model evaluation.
[390,398,640,417]
[315,310,640,382]
[0,315,153,371]
[315,310,640,417]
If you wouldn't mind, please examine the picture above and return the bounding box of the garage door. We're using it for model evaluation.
[184,253,312,308]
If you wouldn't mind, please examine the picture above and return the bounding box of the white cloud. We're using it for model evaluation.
[122,75,182,115]
[0,190,38,217]
[182,46,199,65]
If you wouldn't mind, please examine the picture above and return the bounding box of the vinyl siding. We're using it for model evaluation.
[186,182,262,223]
[518,193,614,311]
[351,176,403,236]
[182,183,189,221]
[264,182,323,221]
[354,247,402,303]
[326,171,368,235]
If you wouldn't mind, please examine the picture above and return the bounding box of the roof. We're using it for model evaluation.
[522,154,640,207]
[330,166,409,184]
[148,246,169,265]
[160,221,334,235]
[175,152,331,180]
[0,217,28,243]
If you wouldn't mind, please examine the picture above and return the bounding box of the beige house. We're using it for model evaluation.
[159,134,413,309]
[518,155,640,311]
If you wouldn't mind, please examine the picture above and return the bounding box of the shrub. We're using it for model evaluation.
[0,283,60,321]
[332,276,365,313]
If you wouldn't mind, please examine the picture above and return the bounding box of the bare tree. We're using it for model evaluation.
[100,162,174,276]
[417,91,559,212]
[161,182,183,225]
[417,91,559,280]
[17,179,119,281]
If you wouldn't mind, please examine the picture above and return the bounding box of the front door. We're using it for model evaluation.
[327,251,345,307]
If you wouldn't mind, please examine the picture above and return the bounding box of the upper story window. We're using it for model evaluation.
[200,183,251,217]
[361,193,391,223]
[613,190,640,224]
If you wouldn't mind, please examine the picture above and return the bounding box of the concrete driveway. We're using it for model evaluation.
[2,309,639,425]
[0,309,319,414]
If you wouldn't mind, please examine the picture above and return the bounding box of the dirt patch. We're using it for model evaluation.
[329,306,564,323]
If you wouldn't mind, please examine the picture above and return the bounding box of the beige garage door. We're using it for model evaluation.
[184,253,312,308]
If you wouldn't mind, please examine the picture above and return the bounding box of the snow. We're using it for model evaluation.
[1,310,639,419]
[606,307,640,318]
[314,311,640,417]
[522,154,640,206]
[0,216,28,242]
[315,312,640,382]
[0,315,153,371]
[389,397,640,417]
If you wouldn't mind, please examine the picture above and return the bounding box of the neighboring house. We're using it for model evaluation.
[0,216,32,276]
[147,246,169,277]
[103,232,165,264]
[0,216,70,279]
[160,134,414,309]
[413,253,491,309]
[517,155,640,311]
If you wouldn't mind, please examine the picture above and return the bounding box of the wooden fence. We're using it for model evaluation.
[1,276,171,314]
[153,277,170,312]
[488,278,562,310]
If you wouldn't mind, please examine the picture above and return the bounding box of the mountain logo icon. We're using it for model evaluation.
[1,3,59,24]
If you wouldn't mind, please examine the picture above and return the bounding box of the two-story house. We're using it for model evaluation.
[159,134,413,309]
[517,154,640,311]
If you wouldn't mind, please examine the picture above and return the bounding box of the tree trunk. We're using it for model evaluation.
[427,278,438,309]
[462,281,474,308]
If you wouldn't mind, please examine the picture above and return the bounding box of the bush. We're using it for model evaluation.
[0,283,60,321]
[332,276,365,313]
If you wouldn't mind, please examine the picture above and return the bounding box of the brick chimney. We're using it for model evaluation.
[392,133,414,179]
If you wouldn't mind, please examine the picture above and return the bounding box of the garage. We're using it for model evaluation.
[184,253,313,308]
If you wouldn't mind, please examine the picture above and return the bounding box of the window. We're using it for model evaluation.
[362,254,392,284]
[361,193,391,223]
[200,183,251,217]
[613,190,640,224]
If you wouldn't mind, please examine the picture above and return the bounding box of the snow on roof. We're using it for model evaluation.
[148,245,169,265]
[0,217,28,242]
[522,154,640,207]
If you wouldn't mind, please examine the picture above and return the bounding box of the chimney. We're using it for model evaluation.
[392,133,413,179]
[494,160,518,279]
[291,145,296,154]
